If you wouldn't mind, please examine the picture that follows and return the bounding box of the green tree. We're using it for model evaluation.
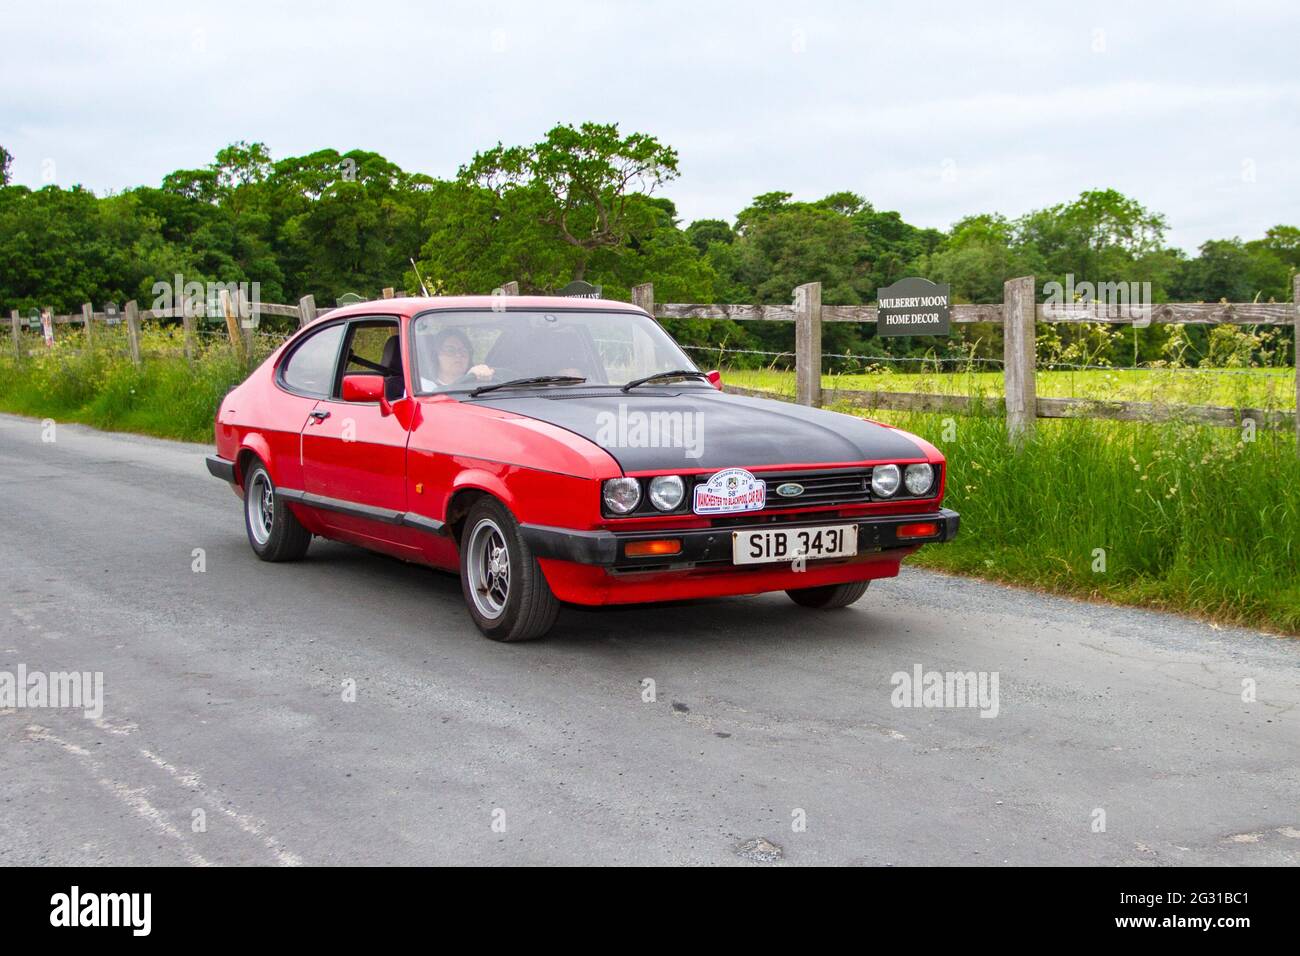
[460,123,680,281]
[0,184,184,312]
[270,149,436,301]
[1172,238,1290,302]
[915,214,1027,304]
[684,218,734,254]
[1017,189,1168,287]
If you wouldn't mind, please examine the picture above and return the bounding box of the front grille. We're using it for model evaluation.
[611,465,937,521]
[753,468,873,508]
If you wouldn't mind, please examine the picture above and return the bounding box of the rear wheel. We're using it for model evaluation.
[785,580,869,609]
[459,498,559,642]
[243,460,311,562]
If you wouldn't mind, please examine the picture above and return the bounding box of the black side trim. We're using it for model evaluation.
[275,487,446,536]
[520,508,960,568]
[205,455,237,484]
[400,512,447,535]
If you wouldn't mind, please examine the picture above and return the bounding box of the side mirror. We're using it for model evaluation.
[341,373,392,415]
[706,369,723,390]
[342,374,384,402]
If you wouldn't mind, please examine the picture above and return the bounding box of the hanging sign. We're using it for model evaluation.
[558,280,602,299]
[876,277,951,336]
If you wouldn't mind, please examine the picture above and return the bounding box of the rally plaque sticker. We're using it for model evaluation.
[693,468,766,515]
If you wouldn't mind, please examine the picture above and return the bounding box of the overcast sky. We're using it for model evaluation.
[4,0,1297,252]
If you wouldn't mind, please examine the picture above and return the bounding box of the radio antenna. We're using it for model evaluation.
[410,258,431,297]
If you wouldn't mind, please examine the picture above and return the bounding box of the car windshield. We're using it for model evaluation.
[411,309,704,393]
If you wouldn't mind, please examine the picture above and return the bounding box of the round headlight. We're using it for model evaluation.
[602,477,642,514]
[871,463,901,498]
[904,463,934,496]
[648,475,685,511]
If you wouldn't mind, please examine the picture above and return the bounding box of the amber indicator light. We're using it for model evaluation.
[625,538,683,557]
[896,522,940,539]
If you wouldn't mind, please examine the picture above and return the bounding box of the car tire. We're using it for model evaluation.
[243,460,312,562]
[459,497,560,642]
[785,580,869,609]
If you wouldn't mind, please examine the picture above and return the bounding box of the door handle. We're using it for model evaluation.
[309,410,330,422]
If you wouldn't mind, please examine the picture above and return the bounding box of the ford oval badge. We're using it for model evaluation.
[775,482,804,498]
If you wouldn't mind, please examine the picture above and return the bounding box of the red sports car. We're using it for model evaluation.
[206,295,958,641]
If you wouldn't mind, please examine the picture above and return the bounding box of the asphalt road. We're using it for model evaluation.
[1,411,1297,866]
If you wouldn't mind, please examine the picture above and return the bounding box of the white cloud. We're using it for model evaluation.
[2,0,1297,251]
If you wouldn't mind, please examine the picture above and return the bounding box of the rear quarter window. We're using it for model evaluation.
[280,324,345,397]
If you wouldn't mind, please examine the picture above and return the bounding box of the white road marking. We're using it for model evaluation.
[26,722,304,866]
[138,747,303,867]
[26,724,212,867]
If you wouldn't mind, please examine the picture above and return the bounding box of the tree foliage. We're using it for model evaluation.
[458,122,679,281]
[0,134,1293,368]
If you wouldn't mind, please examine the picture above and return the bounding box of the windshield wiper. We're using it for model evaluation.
[621,370,710,392]
[468,375,586,397]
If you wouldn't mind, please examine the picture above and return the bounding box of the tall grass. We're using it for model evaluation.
[867,403,1300,634]
[0,326,253,443]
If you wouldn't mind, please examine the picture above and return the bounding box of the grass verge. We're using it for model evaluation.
[861,403,1300,636]
[0,329,255,443]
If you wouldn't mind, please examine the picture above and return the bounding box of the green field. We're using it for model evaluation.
[720,365,1297,409]
[3,332,1297,635]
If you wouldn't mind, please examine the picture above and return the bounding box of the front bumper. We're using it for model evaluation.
[520,508,960,569]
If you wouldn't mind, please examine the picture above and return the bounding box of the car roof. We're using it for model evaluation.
[319,295,646,322]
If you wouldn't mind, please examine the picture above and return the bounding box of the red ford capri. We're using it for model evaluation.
[206,295,958,641]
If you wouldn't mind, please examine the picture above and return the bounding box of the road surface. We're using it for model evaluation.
[1,412,1297,865]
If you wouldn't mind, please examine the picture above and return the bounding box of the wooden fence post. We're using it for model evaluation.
[81,302,94,348]
[794,282,822,407]
[219,289,244,364]
[382,287,395,299]
[1294,273,1300,455]
[42,308,54,347]
[237,287,256,368]
[1003,275,1037,442]
[10,309,21,361]
[124,300,142,367]
[180,300,196,364]
[632,283,654,318]
[298,294,317,328]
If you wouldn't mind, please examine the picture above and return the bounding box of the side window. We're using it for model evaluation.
[341,320,403,400]
[281,324,345,397]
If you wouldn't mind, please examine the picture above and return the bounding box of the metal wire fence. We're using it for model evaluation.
[683,342,1296,413]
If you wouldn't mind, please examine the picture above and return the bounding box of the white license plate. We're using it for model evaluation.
[732,524,858,566]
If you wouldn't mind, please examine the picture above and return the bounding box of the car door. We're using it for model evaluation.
[271,320,349,492]
[299,316,422,553]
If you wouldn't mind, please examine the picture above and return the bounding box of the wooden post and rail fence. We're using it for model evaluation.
[623,275,1300,452]
[9,276,1300,450]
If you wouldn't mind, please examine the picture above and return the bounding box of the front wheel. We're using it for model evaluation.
[243,460,312,562]
[459,498,559,642]
[785,580,869,609]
